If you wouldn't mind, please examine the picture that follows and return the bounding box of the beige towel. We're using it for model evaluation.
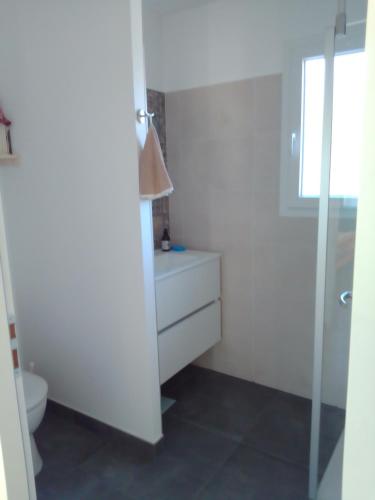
[139,125,174,200]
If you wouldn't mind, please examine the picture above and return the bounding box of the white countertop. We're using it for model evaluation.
[154,250,221,281]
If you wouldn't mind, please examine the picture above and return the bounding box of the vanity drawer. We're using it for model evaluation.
[158,300,221,384]
[155,258,220,331]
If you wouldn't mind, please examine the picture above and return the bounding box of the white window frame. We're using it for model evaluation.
[280,27,366,218]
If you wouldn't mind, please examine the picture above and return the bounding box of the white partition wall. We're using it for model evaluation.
[0,0,162,445]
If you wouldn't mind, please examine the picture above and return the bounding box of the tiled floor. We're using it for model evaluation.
[35,365,344,500]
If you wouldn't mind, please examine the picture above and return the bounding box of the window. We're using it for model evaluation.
[280,27,366,217]
[300,51,366,199]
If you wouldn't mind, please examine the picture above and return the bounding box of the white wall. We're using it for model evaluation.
[343,0,375,497]
[0,0,162,444]
[143,6,164,91]
[145,0,367,92]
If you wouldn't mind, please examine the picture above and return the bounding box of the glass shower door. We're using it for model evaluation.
[309,21,366,500]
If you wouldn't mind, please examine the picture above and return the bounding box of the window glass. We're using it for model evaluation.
[300,51,365,199]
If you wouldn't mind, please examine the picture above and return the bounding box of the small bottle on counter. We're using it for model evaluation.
[161,228,171,252]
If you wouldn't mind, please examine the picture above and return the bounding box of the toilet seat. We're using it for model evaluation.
[21,369,48,475]
[22,370,48,412]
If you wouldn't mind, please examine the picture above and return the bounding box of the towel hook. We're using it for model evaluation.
[137,109,155,127]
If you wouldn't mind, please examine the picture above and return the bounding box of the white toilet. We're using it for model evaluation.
[22,370,48,475]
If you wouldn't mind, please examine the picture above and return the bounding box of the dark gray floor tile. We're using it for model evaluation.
[37,472,133,500]
[161,414,238,466]
[36,438,153,499]
[170,394,259,441]
[317,435,342,480]
[35,409,106,483]
[163,365,276,404]
[37,416,237,500]
[32,487,51,500]
[164,366,276,440]
[126,452,214,500]
[321,404,345,441]
[35,367,339,500]
[196,370,277,407]
[243,391,312,467]
[243,391,345,475]
[162,364,202,398]
[196,445,308,500]
[125,416,238,499]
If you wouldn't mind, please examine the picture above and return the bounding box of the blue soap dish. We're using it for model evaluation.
[171,245,187,252]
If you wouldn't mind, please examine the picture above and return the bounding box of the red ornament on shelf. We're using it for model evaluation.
[0,107,13,156]
[0,107,11,127]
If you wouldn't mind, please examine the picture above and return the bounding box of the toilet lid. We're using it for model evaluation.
[21,370,48,411]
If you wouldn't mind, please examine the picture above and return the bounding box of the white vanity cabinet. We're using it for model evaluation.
[154,251,221,384]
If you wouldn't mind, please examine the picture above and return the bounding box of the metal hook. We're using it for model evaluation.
[136,109,155,127]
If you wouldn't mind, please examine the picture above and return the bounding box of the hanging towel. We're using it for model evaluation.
[139,125,174,200]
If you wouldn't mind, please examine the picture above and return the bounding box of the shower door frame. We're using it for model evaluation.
[308,13,367,499]
[308,24,336,499]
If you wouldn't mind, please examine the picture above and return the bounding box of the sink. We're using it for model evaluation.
[154,250,220,281]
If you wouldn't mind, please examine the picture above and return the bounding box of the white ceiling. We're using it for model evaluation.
[143,0,219,14]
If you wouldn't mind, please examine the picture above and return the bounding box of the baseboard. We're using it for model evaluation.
[46,399,163,459]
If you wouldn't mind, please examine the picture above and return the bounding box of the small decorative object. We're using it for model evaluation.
[161,227,171,252]
[0,107,12,155]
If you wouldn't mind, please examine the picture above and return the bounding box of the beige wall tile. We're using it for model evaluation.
[254,74,282,132]
[166,74,318,398]
[166,79,256,145]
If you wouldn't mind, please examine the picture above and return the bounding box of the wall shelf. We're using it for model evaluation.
[0,154,18,161]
